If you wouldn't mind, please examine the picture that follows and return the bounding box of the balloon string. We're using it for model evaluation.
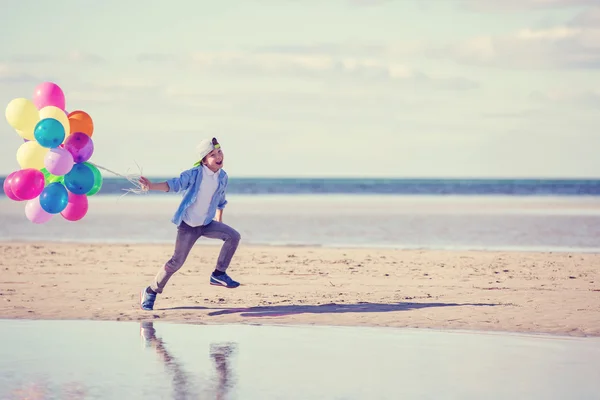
[88,161,148,196]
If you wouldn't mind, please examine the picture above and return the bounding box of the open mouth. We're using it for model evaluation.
[216,161,223,165]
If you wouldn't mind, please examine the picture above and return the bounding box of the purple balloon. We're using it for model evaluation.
[64,132,94,163]
[45,147,74,176]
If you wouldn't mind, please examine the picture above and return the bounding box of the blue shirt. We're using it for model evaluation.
[165,166,229,226]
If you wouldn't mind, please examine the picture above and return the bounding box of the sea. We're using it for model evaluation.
[2,177,600,252]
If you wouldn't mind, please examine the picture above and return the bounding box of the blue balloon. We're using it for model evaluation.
[39,182,68,214]
[64,163,95,195]
[34,118,65,148]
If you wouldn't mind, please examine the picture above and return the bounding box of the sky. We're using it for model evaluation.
[1,0,599,178]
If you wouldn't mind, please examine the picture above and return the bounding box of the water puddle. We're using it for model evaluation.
[1,319,599,399]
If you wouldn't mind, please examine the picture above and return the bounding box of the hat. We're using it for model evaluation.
[194,137,221,167]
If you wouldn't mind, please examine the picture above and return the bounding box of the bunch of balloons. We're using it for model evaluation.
[3,82,103,224]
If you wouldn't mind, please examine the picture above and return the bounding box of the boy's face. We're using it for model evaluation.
[203,147,224,171]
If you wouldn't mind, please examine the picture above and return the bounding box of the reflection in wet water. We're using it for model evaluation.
[140,321,236,399]
[1,319,599,399]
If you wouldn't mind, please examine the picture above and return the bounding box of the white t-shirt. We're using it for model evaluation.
[182,165,220,227]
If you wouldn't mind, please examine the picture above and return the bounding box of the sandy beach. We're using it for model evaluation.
[0,242,599,337]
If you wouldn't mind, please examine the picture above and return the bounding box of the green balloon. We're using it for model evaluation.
[41,167,64,185]
[84,162,103,196]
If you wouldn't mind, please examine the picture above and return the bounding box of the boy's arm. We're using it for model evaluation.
[217,176,228,209]
[143,180,169,192]
[215,174,228,222]
[139,170,194,193]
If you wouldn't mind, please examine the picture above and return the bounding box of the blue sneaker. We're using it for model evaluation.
[210,272,240,288]
[140,287,157,310]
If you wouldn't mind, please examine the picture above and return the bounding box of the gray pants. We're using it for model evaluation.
[150,221,241,294]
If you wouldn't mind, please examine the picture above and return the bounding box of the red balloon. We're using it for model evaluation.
[10,169,46,201]
[3,171,23,201]
[60,191,89,221]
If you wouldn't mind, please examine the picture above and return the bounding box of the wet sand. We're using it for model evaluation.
[2,319,600,399]
[0,242,599,337]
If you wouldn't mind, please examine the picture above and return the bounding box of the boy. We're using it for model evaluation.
[139,137,241,311]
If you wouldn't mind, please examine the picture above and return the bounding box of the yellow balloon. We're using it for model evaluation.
[16,126,35,141]
[39,106,70,141]
[5,98,39,135]
[16,141,49,170]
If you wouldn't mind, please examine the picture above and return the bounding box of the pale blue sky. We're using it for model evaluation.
[1,0,598,178]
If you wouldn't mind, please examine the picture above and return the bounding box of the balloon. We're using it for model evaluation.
[33,82,65,110]
[68,110,93,137]
[34,118,65,148]
[60,191,88,221]
[5,98,39,140]
[44,147,74,176]
[25,198,53,224]
[85,162,103,196]
[64,132,94,163]
[39,106,69,139]
[3,171,23,201]
[16,141,49,170]
[39,182,68,214]
[64,163,94,195]
[10,168,45,201]
[41,168,65,184]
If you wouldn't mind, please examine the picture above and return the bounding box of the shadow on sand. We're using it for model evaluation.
[160,301,498,318]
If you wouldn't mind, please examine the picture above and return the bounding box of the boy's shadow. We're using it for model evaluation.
[162,301,497,318]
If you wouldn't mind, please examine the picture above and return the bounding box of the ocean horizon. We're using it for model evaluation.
[2,176,600,197]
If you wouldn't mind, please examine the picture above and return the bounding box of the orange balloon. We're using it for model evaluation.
[68,110,94,137]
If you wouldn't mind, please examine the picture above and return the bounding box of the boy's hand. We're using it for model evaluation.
[139,176,152,191]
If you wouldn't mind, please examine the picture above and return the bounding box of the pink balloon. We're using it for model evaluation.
[45,147,74,176]
[33,82,66,110]
[64,132,94,163]
[10,169,45,201]
[60,191,88,221]
[3,171,23,201]
[25,198,53,224]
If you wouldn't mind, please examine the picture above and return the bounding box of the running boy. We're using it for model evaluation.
[139,137,241,311]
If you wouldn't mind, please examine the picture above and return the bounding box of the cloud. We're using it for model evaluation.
[480,109,545,119]
[460,0,597,12]
[346,0,391,6]
[530,88,600,107]
[137,53,178,64]
[66,79,161,104]
[2,51,105,64]
[252,41,421,58]
[138,48,478,91]
[570,6,600,27]
[0,63,40,85]
[437,11,600,69]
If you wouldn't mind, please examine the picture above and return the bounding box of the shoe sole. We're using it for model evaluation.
[210,282,240,289]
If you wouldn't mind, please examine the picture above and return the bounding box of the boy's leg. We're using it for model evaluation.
[201,221,241,288]
[140,222,202,310]
[153,222,203,292]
